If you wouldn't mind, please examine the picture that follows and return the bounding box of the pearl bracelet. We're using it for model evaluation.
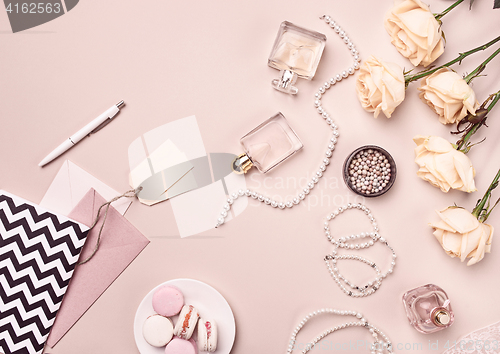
[287,308,394,354]
[323,203,397,297]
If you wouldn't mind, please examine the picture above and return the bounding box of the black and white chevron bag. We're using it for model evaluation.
[0,190,89,354]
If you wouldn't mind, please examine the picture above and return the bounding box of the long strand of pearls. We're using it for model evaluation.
[215,15,361,228]
[287,309,394,354]
[323,203,397,297]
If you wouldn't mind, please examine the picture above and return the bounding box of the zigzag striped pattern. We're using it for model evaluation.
[0,192,88,354]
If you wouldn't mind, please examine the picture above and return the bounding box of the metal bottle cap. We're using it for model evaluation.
[432,308,451,326]
[271,69,299,95]
[232,153,253,174]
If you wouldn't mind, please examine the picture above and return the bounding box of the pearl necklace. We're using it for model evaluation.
[324,203,396,297]
[215,15,360,228]
[287,308,394,354]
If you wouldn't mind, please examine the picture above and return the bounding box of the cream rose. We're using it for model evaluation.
[356,56,405,118]
[384,0,444,67]
[414,135,476,193]
[418,68,479,124]
[430,207,493,266]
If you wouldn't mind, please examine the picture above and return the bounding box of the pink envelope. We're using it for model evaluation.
[46,189,149,347]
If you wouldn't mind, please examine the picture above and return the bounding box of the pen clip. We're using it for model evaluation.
[88,118,112,136]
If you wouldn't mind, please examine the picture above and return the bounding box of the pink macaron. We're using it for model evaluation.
[164,337,197,354]
[152,285,184,317]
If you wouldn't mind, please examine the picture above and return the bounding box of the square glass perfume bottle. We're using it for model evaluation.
[402,284,454,334]
[268,21,327,95]
[233,112,303,174]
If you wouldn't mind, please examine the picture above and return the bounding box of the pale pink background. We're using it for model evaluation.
[1,1,500,353]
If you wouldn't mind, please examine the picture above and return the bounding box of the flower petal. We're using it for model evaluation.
[424,136,453,153]
[436,207,479,234]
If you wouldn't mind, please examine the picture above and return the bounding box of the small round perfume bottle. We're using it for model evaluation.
[268,21,327,95]
[232,112,303,174]
[402,284,454,334]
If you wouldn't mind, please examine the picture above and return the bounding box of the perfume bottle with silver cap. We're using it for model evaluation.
[233,112,303,174]
[402,284,454,334]
[268,21,327,95]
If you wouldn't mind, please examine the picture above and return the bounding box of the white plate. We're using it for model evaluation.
[134,279,236,353]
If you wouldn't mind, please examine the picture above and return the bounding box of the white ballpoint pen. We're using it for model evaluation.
[39,100,125,167]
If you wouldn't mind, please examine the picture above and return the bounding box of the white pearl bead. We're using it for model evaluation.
[324,158,330,165]
[319,87,325,94]
[324,81,331,89]
[330,77,336,85]
[271,201,278,208]
[278,202,285,209]
[335,74,342,81]
[342,71,348,78]
[348,67,355,75]
[221,210,228,217]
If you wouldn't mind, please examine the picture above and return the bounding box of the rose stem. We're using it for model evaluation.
[434,0,465,21]
[472,168,500,222]
[457,89,500,151]
[464,47,500,83]
[404,35,500,86]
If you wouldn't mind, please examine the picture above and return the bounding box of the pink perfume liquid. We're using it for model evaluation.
[268,21,326,94]
[239,112,303,173]
[402,284,454,334]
